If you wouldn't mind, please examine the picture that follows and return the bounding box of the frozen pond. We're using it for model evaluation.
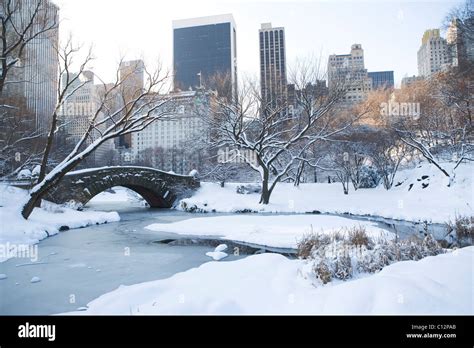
[0,188,446,315]
[0,203,245,315]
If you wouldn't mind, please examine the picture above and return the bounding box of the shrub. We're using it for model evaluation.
[347,226,371,247]
[334,255,353,280]
[446,215,474,247]
[300,230,445,286]
[358,165,381,189]
[297,232,331,259]
[313,259,332,285]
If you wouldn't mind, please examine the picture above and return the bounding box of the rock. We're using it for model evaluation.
[205,251,228,261]
[236,184,261,195]
[215,244,228,252]
[0,274,7,280]
[30,276,41,283]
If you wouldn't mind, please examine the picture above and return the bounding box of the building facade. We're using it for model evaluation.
[259,23,287,109]
[368,71,394,90]
[59,71,115,166]
[173,14,237,100]
[446,17,474,70]
[2,0,59,135]
[328,44,372,104]
[117,60,145,148]
[417,29,450,77]
[131,90,213,174]
[401,75,424,87]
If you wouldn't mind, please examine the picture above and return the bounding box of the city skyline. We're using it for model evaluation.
[52,0,462,87]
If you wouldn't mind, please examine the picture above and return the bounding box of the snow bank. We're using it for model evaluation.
[88,187,145,205]
[0,185,120,261]
[179,163,473,224]
[146,215,393,249]
[67,246,474,315]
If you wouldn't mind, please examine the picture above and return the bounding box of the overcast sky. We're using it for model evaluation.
[52,0,463,87]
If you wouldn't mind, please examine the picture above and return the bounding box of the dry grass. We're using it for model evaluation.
[446,215,474,246]
[297,231,331,259]
[299,227,445,286]
[313,260,332,285]
[347,226,371,247]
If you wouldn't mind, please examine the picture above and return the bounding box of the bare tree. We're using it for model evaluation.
[0,0,58,94]
[393,73,473,183]
[20,42,173,219]
[203,60,363,205]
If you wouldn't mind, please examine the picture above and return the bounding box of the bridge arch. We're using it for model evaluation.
[44,166,199,209]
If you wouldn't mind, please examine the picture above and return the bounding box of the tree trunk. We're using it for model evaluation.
[21,147,91,219]
[259,167,271,204]
[38,112,58,183]
[21,191,43,219]
[294,162,305,187]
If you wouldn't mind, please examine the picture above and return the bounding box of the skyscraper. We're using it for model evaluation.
[173,14,237,100]
[446,17,474,70]
[118,60,145,148]
[2,0,59,134]
[417,29,449,77]
[259,23,287,109]
[328,44,372,104]
[368,71,394,90]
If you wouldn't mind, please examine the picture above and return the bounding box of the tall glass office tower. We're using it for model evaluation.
[173,14,237,100]
[259,23,287,109]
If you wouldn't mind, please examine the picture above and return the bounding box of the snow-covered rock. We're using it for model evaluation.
[17,169,31,180]
[214,244,228,252]
[30,276,41,283]
[0,274,7,280]
[188,169,198,178]
[31,165,41,177]
[205,251,228,261]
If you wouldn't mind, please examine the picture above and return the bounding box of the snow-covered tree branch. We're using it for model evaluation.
[20,42,173,219]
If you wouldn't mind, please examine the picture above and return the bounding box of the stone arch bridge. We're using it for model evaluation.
[43,166,200,208]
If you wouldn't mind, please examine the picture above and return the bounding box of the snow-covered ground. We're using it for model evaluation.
[146,215,394,249]
[179,163,473,224]
[86,187,146,206]
[0,185,120,260]
[66,246,473,315]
